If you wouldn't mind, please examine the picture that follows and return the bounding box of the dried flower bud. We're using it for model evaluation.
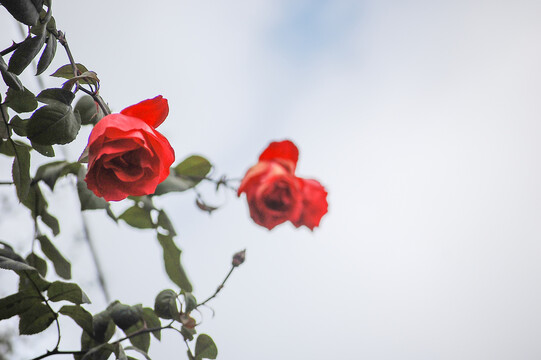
[232,249,246,267]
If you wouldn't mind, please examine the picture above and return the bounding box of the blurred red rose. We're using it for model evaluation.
[238,140,328,230]
[84,96,175,201]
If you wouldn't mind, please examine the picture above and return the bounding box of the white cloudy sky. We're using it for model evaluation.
[2,0,541,359]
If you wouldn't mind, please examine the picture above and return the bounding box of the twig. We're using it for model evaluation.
[196,265,236,309]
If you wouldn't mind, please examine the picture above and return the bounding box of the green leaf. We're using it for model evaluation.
[124,321,150,353]
[11,142,31,202]
[114,344,128,360]
[119,206,155,229]
[25,253,47,277]
[77,178,109,210]
[0,243,36,272]
[0,56,23,91]
[50,63,89,79]
[19,302,55,335]
[80,342,114,360]
[8,35,46,75]
[153,289,179,320]
[184,292,197,313]
[157,210,176,236]
[174,155,212,182]
[59,305,93,335]
[109,302,141,331]
[27,102,81,145]
[17,269,51,292]
[0,0,41,26]
[31,141,55,157]
[36,235,71,279]
[157,234,192,292]
[91,310,115,343]
[36,34,57,75]
[47,281,90,304]
[0,290,41,321]
[9,115,27,136]
[4,87,37,113]
[36,88,75,106]
[195,334,218,360]
[181,326,197,342]
[74,95,104,125]
[34,161,70,190]
[141,307,161,340]
[123,346,151,360]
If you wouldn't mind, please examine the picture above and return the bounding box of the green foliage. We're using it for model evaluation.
[27,101,80,145]
[18,302,55,335]
[36,235,71,279]
[47,281,91,304]
[119,205,155,229]
[0,0,44,26]
[157,234,193,292]
[59,305,94,335]
[154,289,179,320]
[4,87,38,113]
[75,95,104,125]
[154,155,212,195]
[7,34,46,75]
[194,334,218,360]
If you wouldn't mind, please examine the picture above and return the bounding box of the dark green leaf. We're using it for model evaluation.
[0,56,23,91]
[124,321,150,353]
[115,344,128,360]
[34,161,69,190]
[0,290,41,321]
[109,302,140,331]
[80,343,114,360]
[157,210,176,236]
[184,293,197,313]
[19,302,55,335]
[0,139,16,156]
[154,289,179,320]
[12,142,31,201]
[8,35,46,75]
[0,252,35,272]
[4,87,37,113]
[123,346,151,360]
[27,102,80,145]
[36,235,70,279]
[119,206,155,229]
[141,307,161,340]
[50,63,89,79]
[157,234,192,292]
[59,305,93,335]
[0,0,42,26]
[17,269,51,292]
[9,115,27,136]
[31,141,55,157]
[195,334,218,360]
[25,253,47,277]
[36,88,75,106]
[91,310,115,343]
[0,106,8,139]
[74,95,104,125]
[36,34,57,75]
[153,172,197,195]
[77,178,108,210]
[47,281,90,304]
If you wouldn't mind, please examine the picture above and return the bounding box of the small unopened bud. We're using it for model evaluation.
[232,249,246,267]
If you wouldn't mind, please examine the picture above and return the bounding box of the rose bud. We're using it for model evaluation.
[84,96,175,201]
[232,249,246,267]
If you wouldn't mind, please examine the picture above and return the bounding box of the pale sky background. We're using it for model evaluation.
[2,0,541,359]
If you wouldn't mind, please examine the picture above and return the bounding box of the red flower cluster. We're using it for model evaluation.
[84,96,175,201]
[238,140,328,230]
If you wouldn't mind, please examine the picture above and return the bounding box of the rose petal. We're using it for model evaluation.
[258,140,299,173]
[120,95,169,128]
[292,178,328,230]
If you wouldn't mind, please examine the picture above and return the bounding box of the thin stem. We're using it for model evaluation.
[54,30,111,115]
[0,181,14,185]
[0,41,21,57]
[196,266,236,309]
[24,272,62,351]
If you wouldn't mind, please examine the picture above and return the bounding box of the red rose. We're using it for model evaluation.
[238,140,328,230]
[84,96,175,201]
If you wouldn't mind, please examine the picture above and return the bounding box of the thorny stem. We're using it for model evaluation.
[54,30,111,115]
[0,41,21,57]
[196,265,236,309]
